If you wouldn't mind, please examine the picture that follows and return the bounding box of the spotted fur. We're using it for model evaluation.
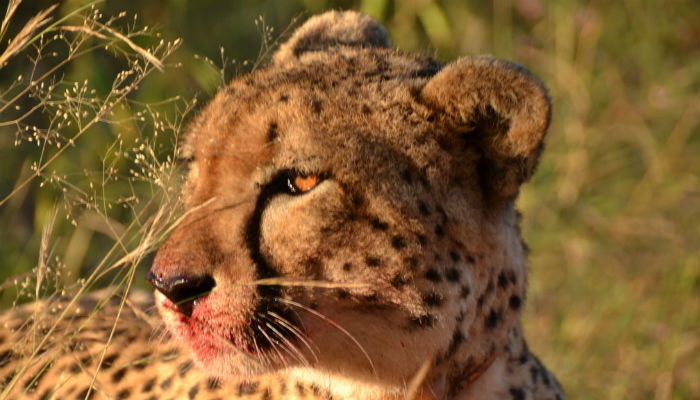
[0,11,564,399]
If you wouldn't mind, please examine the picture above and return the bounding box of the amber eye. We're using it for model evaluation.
[287,173,320,194]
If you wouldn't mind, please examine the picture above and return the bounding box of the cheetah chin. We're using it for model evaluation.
[1,10,566,400]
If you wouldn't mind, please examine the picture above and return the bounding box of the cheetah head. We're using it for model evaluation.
[148,11,550,397]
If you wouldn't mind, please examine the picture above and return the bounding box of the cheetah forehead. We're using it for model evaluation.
[186,11,550,210]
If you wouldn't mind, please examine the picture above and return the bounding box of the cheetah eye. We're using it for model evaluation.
[286,173,321,194]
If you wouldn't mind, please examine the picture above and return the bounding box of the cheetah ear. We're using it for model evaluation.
[272,11,391,65]
[420,56,551,202]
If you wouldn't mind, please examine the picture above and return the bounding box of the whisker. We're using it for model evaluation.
[265,322,308,367]
[267,310,319,363]
[262,316,310,367]
[251,334,270,370]
[276,297,376,375]
[148,321,169,346]
[256,324,289,369]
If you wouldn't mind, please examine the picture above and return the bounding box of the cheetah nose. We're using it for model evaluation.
[146,271,216,316]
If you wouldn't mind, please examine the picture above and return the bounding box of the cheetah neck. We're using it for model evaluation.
[276,327,542,400]
[427,326,535,400]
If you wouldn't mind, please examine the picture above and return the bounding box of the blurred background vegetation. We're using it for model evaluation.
[0,0,697,398]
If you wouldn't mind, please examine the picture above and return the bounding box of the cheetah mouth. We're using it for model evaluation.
[155,291,304,372]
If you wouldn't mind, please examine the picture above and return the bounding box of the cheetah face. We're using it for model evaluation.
[148,11,550,392]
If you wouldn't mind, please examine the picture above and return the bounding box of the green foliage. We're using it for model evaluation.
[0,0,697,398]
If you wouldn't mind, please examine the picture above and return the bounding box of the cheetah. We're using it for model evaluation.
[0,11,565,400]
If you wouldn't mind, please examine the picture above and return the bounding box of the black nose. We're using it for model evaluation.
[146,272,216,316]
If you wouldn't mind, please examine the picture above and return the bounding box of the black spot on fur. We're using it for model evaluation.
[508,269,518,284]
[24,361,51,392]
[477,294,485,308]
[101,353,119,368]
[446,329,464,356]
[142,377,157,392]
[422,292,444,307]
[485,310,500,329]
[365,256,381,267]
[75,388,95,400]
[449,251,460,262]
[530,366,540,383]
[178,361,193,377]
[188,384,200,399]
[418,173,430,187]
[519,351,529,364]
[69,363,80,374]
[0,350,12,368]
[160,376,173,389]
[296,382,305,395]
[351,193,363,207]
[279,94,289,102]
[424,268,442,282]
[460,285,471,298]
[401,169,413,184]
[466,255,476,263]
[207,378,221,391]
[311,384,322,396]
[406,256,419,270]
[391,274,408,288]
[133,361,148,371]
[371,218,389,230]
[509,387,525,400]
[310,98,322,113]
[391,235,407,249]
[361,104,372,114]
[418,201,430,216]
[111,367,127,383]
[262,388,272,400]
[1,372,15,390]
[509,295,522,310]
[457,309,466,323]
[266,122,278,142]
[445,267,460,282]
[435,225,445,237]
[417,234,427,246]
[342,262,352,271]
[336,289,349,299]
[38,388,52,400]
[498,271,509,289]
[238,381,259,395]
[116,388,131,399]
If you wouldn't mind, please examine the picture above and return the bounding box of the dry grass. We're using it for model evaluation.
[0,3,188,396]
